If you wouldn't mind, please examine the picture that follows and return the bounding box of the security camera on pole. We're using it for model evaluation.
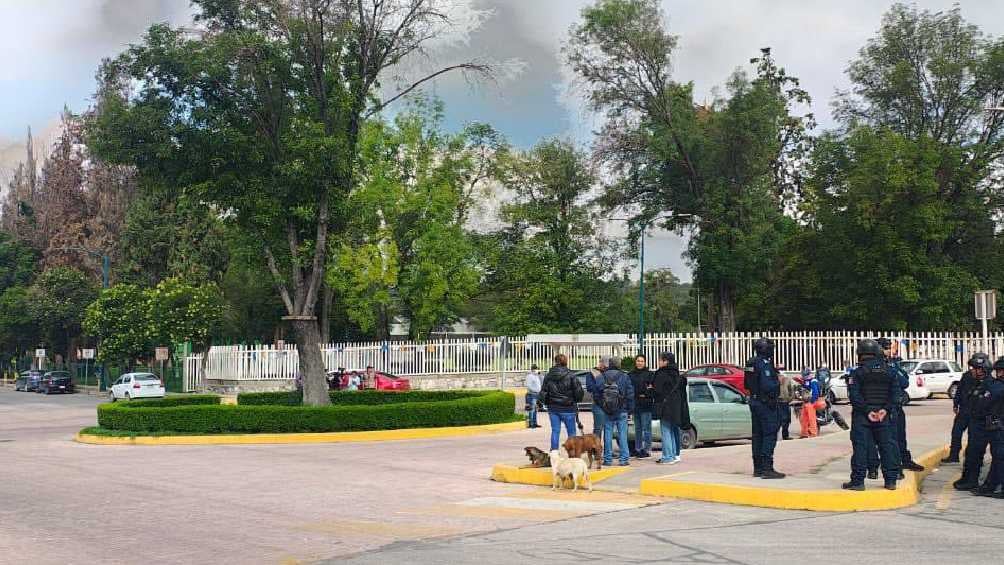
[974,290,997,355]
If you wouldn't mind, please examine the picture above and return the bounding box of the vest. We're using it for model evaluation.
[860,361,891,406]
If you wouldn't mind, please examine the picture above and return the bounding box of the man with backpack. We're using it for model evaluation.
[541,353,584,451]
[596,355,635,467]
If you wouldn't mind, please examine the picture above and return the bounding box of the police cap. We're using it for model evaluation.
[754,337,774,357]
[969,352,991,370]
[857,339,882,358]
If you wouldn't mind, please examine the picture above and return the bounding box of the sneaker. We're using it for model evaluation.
[867,469,879,480]
[603,461,613,467]
[666,458,680,465]
[903,461,925,472]
[619,461,631,467]
[953,479,978,491]
[842,481,865,491]
[638,451,651,458]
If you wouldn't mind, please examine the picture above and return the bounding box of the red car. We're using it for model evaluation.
[339,371,411,391]
[684,364,747,393]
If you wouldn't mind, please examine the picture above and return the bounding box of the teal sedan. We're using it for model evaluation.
[626,377,752,449]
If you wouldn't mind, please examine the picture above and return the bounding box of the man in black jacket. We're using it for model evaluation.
[629,355,655,458]
[943,353,987,464]
[541,353,583,451]
[653,352,690,464]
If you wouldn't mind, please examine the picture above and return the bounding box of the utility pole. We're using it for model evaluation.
[638,223,646,355]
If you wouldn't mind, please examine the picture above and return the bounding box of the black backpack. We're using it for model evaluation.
[600,372,625,414]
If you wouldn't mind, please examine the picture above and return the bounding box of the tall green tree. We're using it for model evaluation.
[87,0,490,405]
[30,267,99,361]
[83,285,152,366]
[566,0,813,331]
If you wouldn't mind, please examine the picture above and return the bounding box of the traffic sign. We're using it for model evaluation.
[975,290,997,320]
[35,349,46,358]
[80,348,96,360]
[155,347,170,361]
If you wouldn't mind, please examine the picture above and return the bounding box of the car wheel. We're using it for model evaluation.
[125,392,131,401]
[681,427,698,450]
[947,383,958,399]
[109,392,116,402]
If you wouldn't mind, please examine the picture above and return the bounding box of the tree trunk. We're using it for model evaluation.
[290,318,330,406]
[320,283,333,345]
[717,282,737,332]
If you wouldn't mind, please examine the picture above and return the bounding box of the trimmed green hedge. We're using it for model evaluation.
[97,391,517,434]
[116,395,221,408]
[237,389,490,406]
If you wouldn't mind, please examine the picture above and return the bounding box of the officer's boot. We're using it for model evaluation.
[753,456,764,477]
[760,458,786,479]
[841,480,865,491]
[941,451,960,464]
[953,472,979,491]
[867,468,879,480]
[973,483,998,496]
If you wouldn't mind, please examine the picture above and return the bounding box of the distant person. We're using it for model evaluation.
[745,337,786,479]
[365,365,376,389]
[799,368,819,438]
[653,352,689,464]
[943,353,985,464]
[778,370,799,441]
[955,353,1001,491]
[629,354,655,458]
[346,371,361,391]
[598,356,634,467]
[541,354,583,450]
[587,357,609,449]
[973,356,1004,497]
[525,364,543,429]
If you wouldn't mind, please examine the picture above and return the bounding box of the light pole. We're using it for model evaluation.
[612,213,694,355]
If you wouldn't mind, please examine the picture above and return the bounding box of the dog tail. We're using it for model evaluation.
[575,411,585,433]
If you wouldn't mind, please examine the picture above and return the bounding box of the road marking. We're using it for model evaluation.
[935,471,961,511]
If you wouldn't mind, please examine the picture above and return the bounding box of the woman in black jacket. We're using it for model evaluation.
[653,351,690,464]
[540,353,583,450]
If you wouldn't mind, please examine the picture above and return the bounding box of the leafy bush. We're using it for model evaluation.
[97,391,517,433]
[237,389,491,406]
[116,394,221,408]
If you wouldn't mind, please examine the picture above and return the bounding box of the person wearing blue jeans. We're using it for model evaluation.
[525,365,543,429]
[540,354,583,451]
[629,354,655,458]
[595,356,635,466]
[587,363,607,448]
[653,351,690,464]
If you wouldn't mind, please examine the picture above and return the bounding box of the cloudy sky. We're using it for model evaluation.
[2,0,1002,281]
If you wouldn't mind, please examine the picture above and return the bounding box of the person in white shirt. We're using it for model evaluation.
[525,364,543,428]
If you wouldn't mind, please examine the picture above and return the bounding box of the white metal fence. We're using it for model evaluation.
[181,331,1004,391]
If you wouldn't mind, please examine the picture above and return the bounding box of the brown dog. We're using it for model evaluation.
[563,434,602,470]
[521,446,551,468]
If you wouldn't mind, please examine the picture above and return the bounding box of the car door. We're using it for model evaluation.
[687,381,722,440]
[711,383,752,439]
[122,375,133,397]
[924,361,951,394]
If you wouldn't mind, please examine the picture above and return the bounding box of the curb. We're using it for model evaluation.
[638,444,949,512]
[75,420,526,446]
[491,464,632,487]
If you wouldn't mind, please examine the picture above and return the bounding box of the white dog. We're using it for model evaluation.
[549,448,592,491]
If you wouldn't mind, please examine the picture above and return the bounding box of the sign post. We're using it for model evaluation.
[155,347,170,387]
[975,290,997,355]
[80,348,96,386]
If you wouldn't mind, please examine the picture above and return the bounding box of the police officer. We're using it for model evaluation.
[972,357,1004,497]
[955,353,998,491]
[745,337,785,479]
[943,353,988,464]
[877,338,924,473]
[844,339,900,491]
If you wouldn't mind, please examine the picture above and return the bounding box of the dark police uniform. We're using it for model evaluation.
[973,374,1004,494]
[866,356,909,475]
[947,370,979,462]
[846,357,900,488]
[956,375,999,490]
[746,350,784,479]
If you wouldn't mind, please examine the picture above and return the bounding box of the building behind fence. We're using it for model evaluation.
[181,331,1004,392]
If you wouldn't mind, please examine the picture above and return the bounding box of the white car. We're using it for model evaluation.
[109,373,166,401]
[899,359,963,398]
[829,361,935,404]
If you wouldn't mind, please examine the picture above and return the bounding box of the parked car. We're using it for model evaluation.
[14,370,45,392]
[624,377,752,449]
[109,373,166,401]
[899,359,957,399]
[38,371,74,394]
[684,364,747,393]
[339,371,411,391]
[829,361,935,404]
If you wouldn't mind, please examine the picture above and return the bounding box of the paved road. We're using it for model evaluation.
[1,388,997,565]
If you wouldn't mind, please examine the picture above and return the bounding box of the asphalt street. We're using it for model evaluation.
[1,388,1001,565]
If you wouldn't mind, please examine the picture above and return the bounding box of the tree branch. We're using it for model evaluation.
[365,63,492,117]
[264,245,295,313]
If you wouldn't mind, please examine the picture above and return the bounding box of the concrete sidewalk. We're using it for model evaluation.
[494,399,956,511]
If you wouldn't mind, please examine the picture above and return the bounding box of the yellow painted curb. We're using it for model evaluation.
[638,444,949,512]
[75,420,526,446]
[490,463,631,487]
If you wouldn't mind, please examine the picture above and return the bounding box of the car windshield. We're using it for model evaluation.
[950,362,962,372]
[48,372,70,377]
[900,362,918,372]
[134,374,159,381]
